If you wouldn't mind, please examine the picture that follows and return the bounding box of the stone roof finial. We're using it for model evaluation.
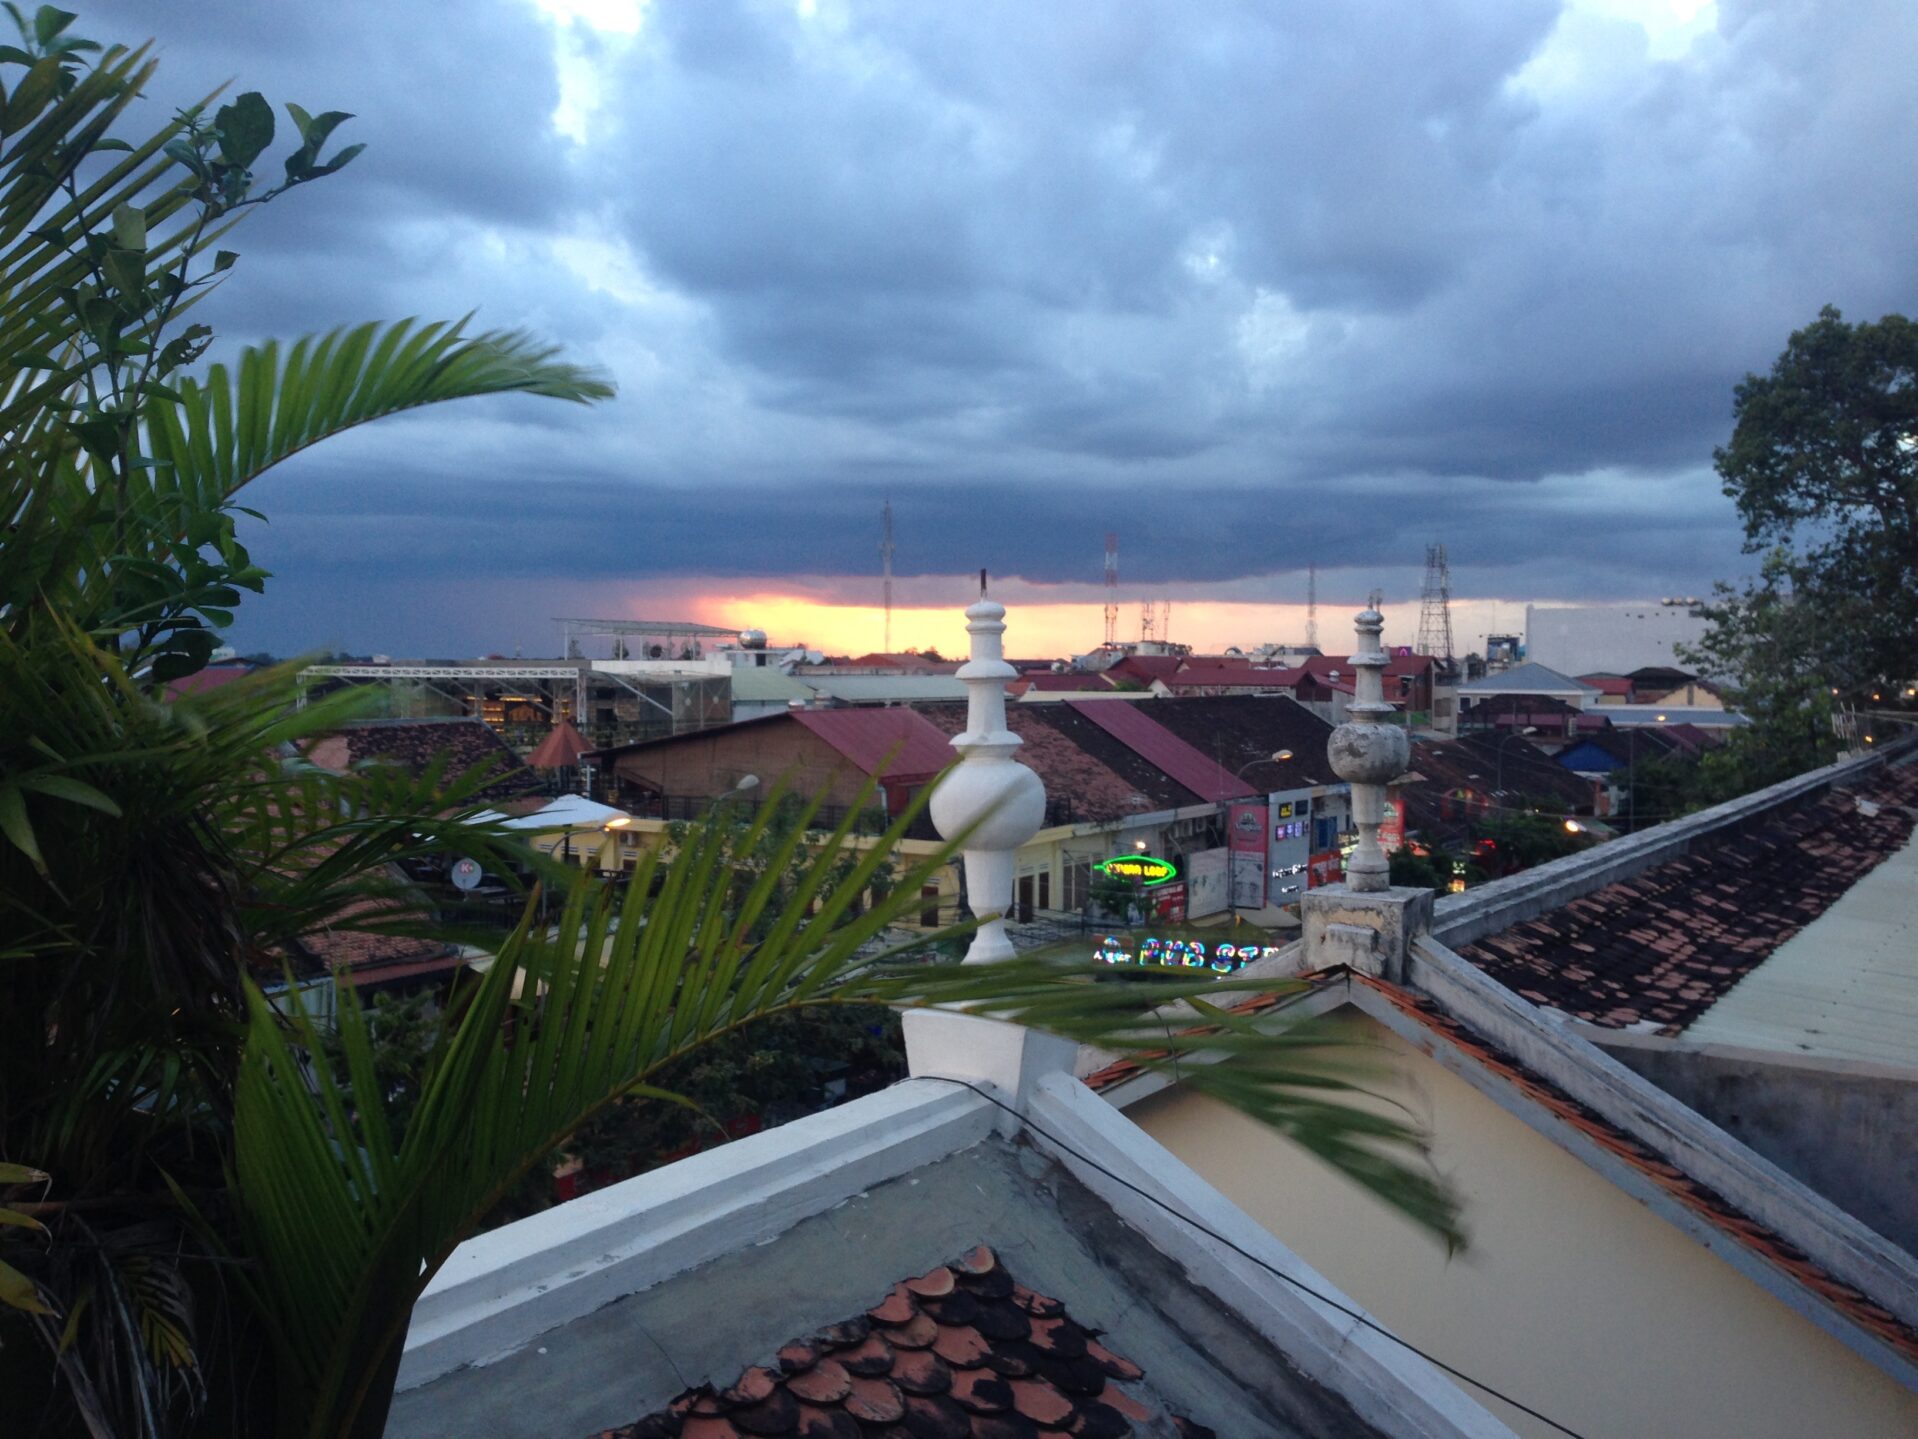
[928,588,1045,962]
[1327,601,1410,892]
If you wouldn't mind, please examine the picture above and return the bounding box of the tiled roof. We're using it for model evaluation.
[915,704,1160,824]
[1350,975,1918,1369]
[791,707,956,780]
[604,1246,1216,1438]
[1135,696,1343,790]
[528,719,590,769]
[307,719,542,802]
[1457,765,1918,1032]
[1027,707,1203,812]
[1065,701,1259,803]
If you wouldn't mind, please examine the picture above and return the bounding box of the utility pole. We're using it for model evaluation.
[881,496,896,654]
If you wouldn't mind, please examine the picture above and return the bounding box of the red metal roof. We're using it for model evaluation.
[1159,668,1297,689]
[164,664,253,699]
[527,718,589,769]
[791,707,955,780]
[1064,701,1258,801]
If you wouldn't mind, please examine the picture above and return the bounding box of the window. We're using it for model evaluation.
[1037,871,1051,910]
[920,885,941,928]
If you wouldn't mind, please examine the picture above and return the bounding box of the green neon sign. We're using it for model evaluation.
[1094,854,1178,887]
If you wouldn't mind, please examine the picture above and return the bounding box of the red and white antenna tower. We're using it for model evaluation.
[1103,533,1119,646]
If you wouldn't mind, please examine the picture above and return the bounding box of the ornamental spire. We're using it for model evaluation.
[1327,602,1410,892]
[928,580,1046,963]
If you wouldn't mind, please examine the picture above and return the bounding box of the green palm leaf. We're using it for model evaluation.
[233,779,1462,1439]
[142,318,614,512]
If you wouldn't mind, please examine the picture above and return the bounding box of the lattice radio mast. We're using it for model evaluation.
[1306,564,1319,650]
[881,497,896,654]
[1140,598,1156,644]
[1103,533,1119,646]
[1416,542,1455,659]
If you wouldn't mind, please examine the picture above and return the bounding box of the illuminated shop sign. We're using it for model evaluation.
[1273,819,1306,842]
[1094,854,1178,886]
[1273,799,1310,820]
[1094,936,1286,975]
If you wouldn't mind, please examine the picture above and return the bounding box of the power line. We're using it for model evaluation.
[922,1076,1592,1439]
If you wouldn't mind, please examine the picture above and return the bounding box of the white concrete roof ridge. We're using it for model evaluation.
[1406,933,1918,1385]
[1024,1071,1518,1439]
[1430,732,1918,951]
[397,1081,995,1390]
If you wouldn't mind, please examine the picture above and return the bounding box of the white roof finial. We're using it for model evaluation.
[929,583,1045,963]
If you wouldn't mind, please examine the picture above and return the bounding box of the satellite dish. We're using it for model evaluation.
[450,857,483,892]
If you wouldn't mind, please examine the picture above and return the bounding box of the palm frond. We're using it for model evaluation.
[233,777,1462,1439]
[142,318,615,512]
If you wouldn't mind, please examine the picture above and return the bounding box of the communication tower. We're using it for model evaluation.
[1103,533,1119,646]
[1140,598,1157,644]
[1306,564,1319,650]
[1415,542,1456,660]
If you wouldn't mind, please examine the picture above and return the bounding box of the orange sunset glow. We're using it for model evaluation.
[679,587,1522,660]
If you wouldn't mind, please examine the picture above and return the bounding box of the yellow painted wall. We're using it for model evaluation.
[1131,1012,1918,1439]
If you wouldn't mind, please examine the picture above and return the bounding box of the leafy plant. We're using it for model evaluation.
[233,781,1464,1439]
[0,11,611,1434]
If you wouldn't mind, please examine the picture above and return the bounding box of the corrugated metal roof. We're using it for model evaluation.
[791,707,955,779]
[801,674,969,704]
[1065,700,1258,801]
[1457,662,1600,694]
[1684,831,1918,1068]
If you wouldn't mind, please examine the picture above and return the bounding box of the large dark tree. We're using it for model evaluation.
[1700,306,1918,696]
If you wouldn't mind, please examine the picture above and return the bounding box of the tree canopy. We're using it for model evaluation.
[1700,306,1918,696]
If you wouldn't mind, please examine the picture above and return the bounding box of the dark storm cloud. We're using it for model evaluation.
[66,1,1918,656]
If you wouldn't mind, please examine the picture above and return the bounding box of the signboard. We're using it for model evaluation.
[1308,849,1343,888]
[1267,789,1314,905]
[1094,935,1288,976]
[1227,801,1266,908]
[1185,847,1229,919]
[1149,881,1187,922]
[1379,792,1406,854]
[1095,854,1178,887]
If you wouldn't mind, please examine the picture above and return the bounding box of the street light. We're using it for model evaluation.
[1494,726,1538,794]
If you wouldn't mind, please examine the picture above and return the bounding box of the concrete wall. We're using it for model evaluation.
[1131,1011,1918,1439]
[1588,1031,1918,1256]
[1524,603,1709,675]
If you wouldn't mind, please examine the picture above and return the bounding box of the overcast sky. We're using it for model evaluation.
[86,0,1918,658]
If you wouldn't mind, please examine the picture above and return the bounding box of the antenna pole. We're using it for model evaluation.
[1103,533,1119,647]
[1306,564,1319,650]
[881,497,896,653]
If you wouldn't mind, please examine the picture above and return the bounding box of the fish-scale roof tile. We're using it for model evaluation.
[597,1247,1215,1439]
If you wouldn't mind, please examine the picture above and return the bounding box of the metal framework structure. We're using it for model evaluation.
[1103,533,1119,646]
[297,663,589,717]
[1306,563,1319,651]
[554,617,739,662]
[1415,543,1456,660]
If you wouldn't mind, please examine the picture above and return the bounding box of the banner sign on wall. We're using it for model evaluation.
[1185,847,1229,920]
[1227,800,1266,908]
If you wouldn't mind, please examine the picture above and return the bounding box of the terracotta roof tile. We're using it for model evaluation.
[1455,766,1918,1031]
[606,1248,1206,1438]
